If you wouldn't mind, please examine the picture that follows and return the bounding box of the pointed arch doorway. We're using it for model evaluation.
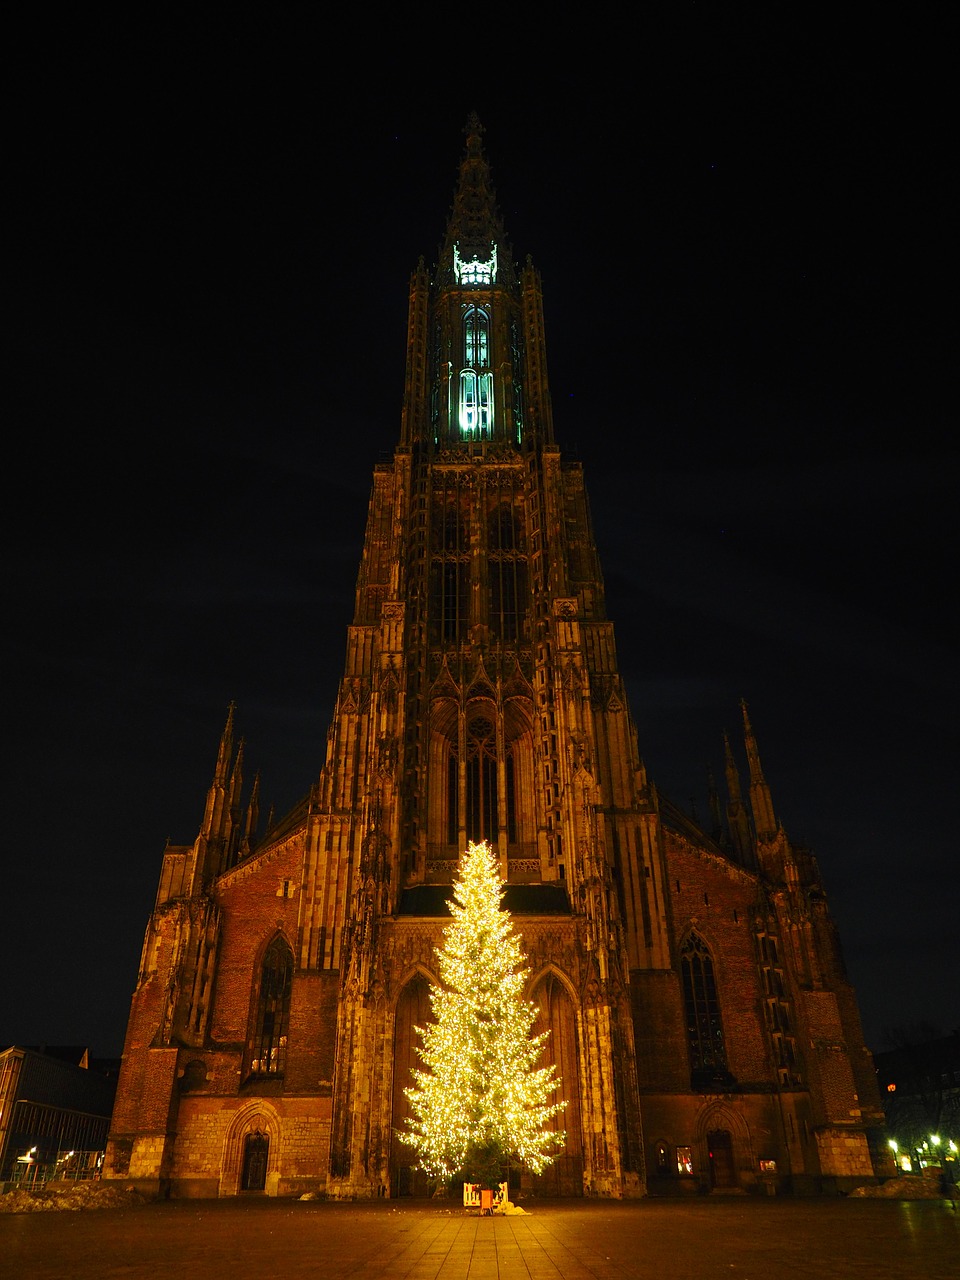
[241,1131,269,1192]
[390,969,584,1198]
[530,972,583,1196]
[707,1129,736,1189]
[391,972,435,1197]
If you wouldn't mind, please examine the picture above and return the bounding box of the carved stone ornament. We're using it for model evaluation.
[376,734,398,778]
[590,676,623,714]
[340,678,371,715]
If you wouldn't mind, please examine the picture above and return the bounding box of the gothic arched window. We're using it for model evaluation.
[429,493,469,645]
[463,306,489,368]
[459,306,493,438]
[459,371,494,438]
[680,933,731,1086]
[489,503,517,551]
[250,936,292,1076]
[466,716,498,843]
[431,704,527,856]
[489,560,527,642]
[487,501,527,643]
[446,744,459,845]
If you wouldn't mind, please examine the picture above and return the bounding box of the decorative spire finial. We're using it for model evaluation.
[439,115,513,285]
[740,700,777,841]
[214,702,236,785]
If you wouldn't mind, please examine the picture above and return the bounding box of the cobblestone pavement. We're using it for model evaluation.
[1,1196,957,1279]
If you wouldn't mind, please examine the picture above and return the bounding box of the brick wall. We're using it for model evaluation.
[664,835,772,1087]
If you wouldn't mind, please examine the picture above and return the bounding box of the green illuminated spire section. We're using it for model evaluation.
[400,117,553,450]
[439,113,513,287]
[455,242,497,286]
[440,114,511,442]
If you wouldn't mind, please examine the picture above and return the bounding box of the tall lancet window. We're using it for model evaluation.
[250,936,292,1076]
[459,306,494,438]
[431,704,526,858]
[466,715,498,843]
[429,492,469,645]
[464,306,489,366]
[488,500,527,642]
[680,933,730,1085]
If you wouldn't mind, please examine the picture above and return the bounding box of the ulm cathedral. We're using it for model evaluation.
[105,116,884,1200]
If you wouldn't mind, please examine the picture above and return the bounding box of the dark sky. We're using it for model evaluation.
[5,14,957,1059]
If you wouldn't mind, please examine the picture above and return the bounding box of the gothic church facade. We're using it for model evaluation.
[105,117,883,1199]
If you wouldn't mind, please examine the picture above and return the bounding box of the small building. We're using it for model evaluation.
[0,1046,118,1186]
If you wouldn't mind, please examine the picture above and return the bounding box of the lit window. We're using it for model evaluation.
[458,305,494,437]
[250,937,292,1076]
[459,370,494,437]
[464,307,489,368]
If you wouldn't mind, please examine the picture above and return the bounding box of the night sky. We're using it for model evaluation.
[6,14,956,1059]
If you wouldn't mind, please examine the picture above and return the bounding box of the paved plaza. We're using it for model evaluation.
[2,1195,957,1279]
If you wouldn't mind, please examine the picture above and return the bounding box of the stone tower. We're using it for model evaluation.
[105,117,884,1200]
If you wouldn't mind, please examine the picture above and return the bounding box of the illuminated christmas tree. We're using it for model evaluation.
[399,840,566,1188]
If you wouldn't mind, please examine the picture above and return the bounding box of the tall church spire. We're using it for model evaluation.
[723,730,754,866]
[201,703,235,842]
[239,770,261,860]
[214,702,235,786]
[437,112,514,289]
[741,699,777,841]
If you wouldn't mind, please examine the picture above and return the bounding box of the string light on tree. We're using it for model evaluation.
[399,841,566,1187]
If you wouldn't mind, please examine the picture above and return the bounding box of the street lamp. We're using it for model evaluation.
[16,1146,38,1186]
[928,1134,948,1191]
